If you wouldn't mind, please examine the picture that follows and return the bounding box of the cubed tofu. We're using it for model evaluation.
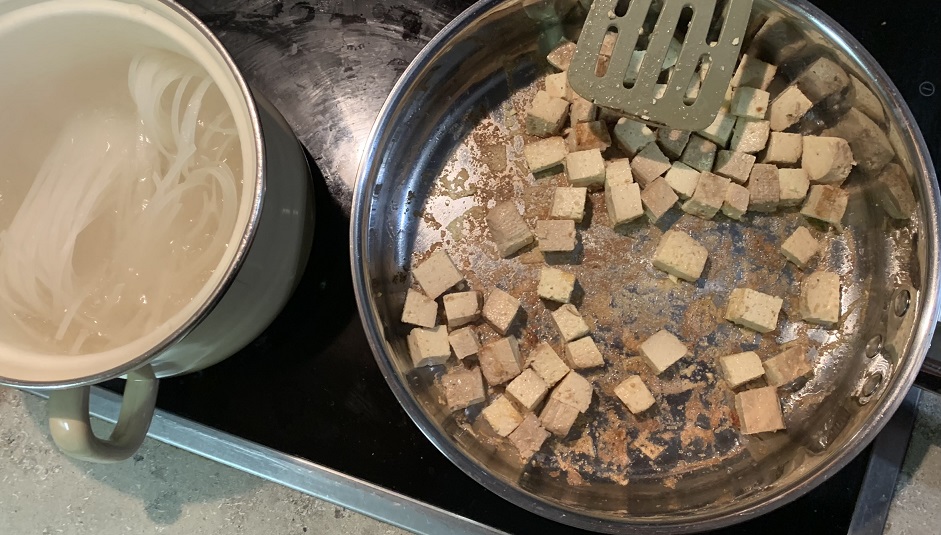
[412,250,464,299]
[401,288,437,328]
[442,367,486,411]
[731,87,770,119]
[764,345,813,387]
[794,57,849,104]
[781,226,820,269]
[482,288,521,335]
[849,75,884,124]
[506,368,550,411]
[545,71,569,99]
[725,288,783,333]
[550,371,593,412]
[680,134,718,172]
[551,304,590,342]
[571,120,612,151]
[486,202,535,258]
[802,136,855,185]
[538,267,576,304]
[697,106,736,146]
[768,85,812,131]
[614,376,656,414]
[613,118,655,157]
[641,177,679,223]
[524,136,567,173]
[779,168,810,207]
[652,230,708,282]
[735,386,785,434]
[747,164,780,212]
[550,186,588,222]
[606,180,644,226]
[540,397,580,436]
[823,109,893,174]
[800,271,841,327]
[622,50,646,86]
[876,163,917,220]
[683,172,731,219]
[722,183,750,220]
[605,158,633,184]
[535,219,577,252]
[448,326,481,360]
[748,14,806,64]
[443,291,481,328]
[801,185,849,229]
[665,162,701,199]
[730,117,770,154]
[730,54,777,90]
[478,336,523,385]
[657,128,692,159]
[527,342,570,386]
[547,41,577,71]
[565,148,606,189]
[407,325,451,368]
[713,150,756,184]
[526,90,569,136]
[569,95,597,125]
[763,132,803,165]
[719,351,765,388]
[565,336,605,369]
[482,395,524,437]
[632,142,673,187]
[640,329,688,374]
[508,413,551,459]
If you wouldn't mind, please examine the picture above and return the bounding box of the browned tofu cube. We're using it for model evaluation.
[657,128,691,159]
[801,185,849,229]
[823,108,893,174]
[443,291,481,328]
[506,368,550,411]
[569,95,597,125]
[802,136,855,185]
[730,117,770,154]
[448,326,481,360]
[641,176,679,223]
[768,85,813,131]
[747,164,780,212]
[680,134,718,172]
[764,345,814,387]
[722,183,750,220]
[486,202,534,258]
[539,398,580,436]
[682,172,731,219]
[478,336,523,386]
[482,288,521,335]
[508,413,551,459]
[526,91,569,136]
[550,371,593,413]
[442,367,486,411]
[547,41,577,71]
[735,386,786,434]
[876,163,917,220]
[571,120,612,151]
[631,143,672,187]
[794,57,849,104]
[535,219,577,252]
[713,150,756,184]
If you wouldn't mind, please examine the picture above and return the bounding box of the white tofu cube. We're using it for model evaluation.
[550,371,593,412]
[565,336,605,369]
[735,386,785,434]
[605,158,633,184]
[794,57,849,104]
[876,163,917,220]
[653,230,708,282]
[731,87,770,119]
[412,250,464,299]
[631,142,672,187]
[730,117,770,154]
[800,271,841,327]
[481,395,524,437]
[802,136,855,185]
[550,186,588,222]
[764,345,813,387]
[613,118,655,157]
[730,54,777,90]
[697,106,736,146]
[565,148,606,189]
[547,41,577,71]
[719,351,765,388]
[657,128,691,159]
[769,85,812,131]
[640,329,688,374]
[801,185,849,229]
[606,179,644,226]
[539,398,580,436]
[725,288,783,333]
[763,132,803,165]
[486,201,534,258]
[722,183,750,220]
[448,326,481,360]
[401,288,437,328]
[569,95,597,125]
[508,413,550,459]
[538,267,576,304]
[824,109,893,174]
[527,342,570,386]
[614,376,656,414]
[407,325,451,368]
[526,90,569,136]
[779,168,810,206]
[747,164,780,212]
[781,226,820,269]
[545,71,569,99]
[478,336,523,385]
[849,75,884,124]
[713,150,756,184]
[680,134,718,173]
[482,288,521,335]
[641,177,679,223]
[535,219,576,252]
[682,172,731,220]
[570,120,612,151]
[664,162,701,199]
[524,136,567,173]
[506,368,549,411]
[551,304,590,342]
[443,291,481,328]
[442,367,486,411]
[622,50,646,86]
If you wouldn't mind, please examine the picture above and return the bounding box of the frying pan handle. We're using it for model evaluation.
[914,323,941,394]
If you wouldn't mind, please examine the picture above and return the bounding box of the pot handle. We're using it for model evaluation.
[915,323,941,394]
[47,366,159,463]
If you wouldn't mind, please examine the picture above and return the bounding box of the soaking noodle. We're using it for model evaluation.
[0,49,242,355]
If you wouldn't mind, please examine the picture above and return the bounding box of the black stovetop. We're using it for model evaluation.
[105,1,941,533]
